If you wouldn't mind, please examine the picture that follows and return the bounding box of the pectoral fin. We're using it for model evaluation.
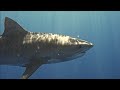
[21,60,43,79]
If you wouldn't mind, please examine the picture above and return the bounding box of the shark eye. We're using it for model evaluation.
[69,38,76,43]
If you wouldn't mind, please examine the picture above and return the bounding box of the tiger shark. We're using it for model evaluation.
[0,17,93,79]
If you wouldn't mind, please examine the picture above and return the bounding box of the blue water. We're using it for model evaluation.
[0,11,120,79]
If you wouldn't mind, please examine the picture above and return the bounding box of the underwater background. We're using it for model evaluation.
[0,11,120,79]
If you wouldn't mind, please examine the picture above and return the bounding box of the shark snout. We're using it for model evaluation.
[80,41,93,48]
[69,38,93,49]
[87,42,93,48]
[77,40,93,52]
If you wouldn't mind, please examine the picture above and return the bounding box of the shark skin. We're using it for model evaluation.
[0,17,93,79]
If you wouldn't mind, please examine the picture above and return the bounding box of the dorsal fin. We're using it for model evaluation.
[2,17,28,37]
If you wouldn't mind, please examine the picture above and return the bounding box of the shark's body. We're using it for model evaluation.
[0,17,93,79]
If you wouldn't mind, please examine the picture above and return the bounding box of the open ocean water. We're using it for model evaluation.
[0,11,120,79]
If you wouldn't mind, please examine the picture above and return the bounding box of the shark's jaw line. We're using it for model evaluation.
[0,17,93,79]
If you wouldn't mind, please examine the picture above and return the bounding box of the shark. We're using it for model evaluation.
[0,17,93,79]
